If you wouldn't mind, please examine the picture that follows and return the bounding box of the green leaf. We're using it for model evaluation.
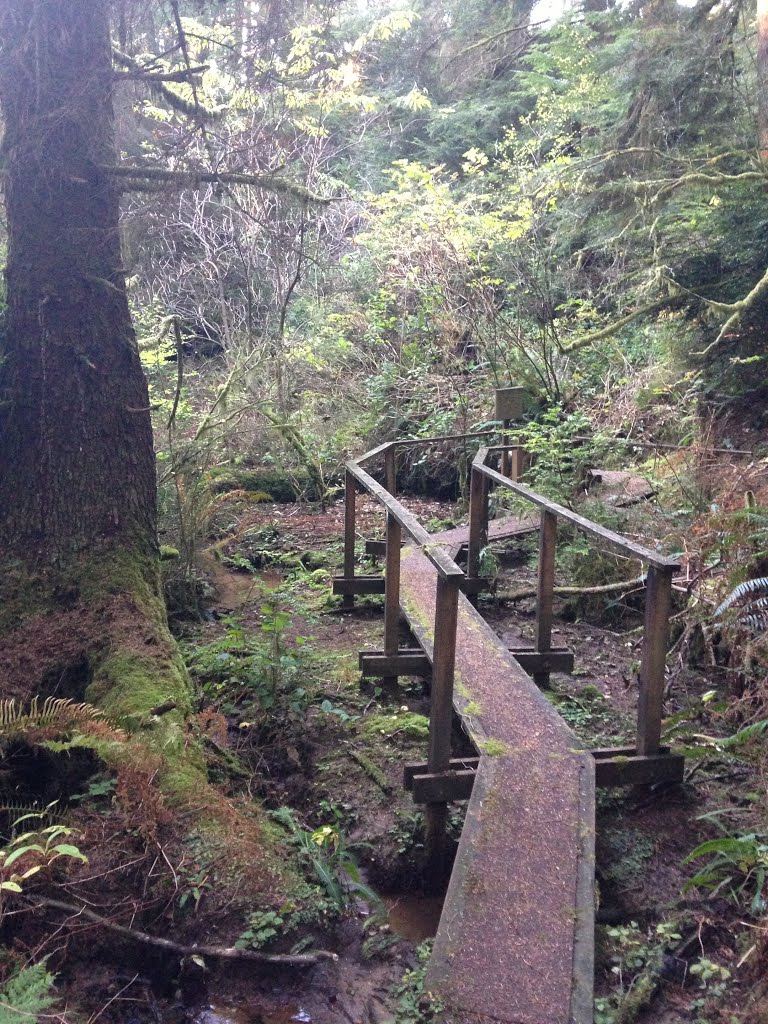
[4,845,45,867]
[51,844,87,862]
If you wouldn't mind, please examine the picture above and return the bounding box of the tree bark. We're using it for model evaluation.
[0,0,190,732]
[758,0,768,157]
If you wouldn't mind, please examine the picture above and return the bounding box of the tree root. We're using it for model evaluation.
[29,898,338,965]
[497,576,647,602]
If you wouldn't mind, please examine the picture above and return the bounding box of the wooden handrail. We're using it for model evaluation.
[473,449,680,571]
[345,461,464,580]
[357,431,506,467]
[469,446,679,754]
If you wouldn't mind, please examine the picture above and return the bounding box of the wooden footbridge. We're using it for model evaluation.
[332,431,683,1024]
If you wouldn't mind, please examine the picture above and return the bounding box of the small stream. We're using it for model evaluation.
[381,890,443,943]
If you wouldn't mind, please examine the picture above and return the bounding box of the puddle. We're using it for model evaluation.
[381,892,444,942]
[195,1005,310,1024]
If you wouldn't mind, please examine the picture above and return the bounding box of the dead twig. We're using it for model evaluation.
[27,898,338,965]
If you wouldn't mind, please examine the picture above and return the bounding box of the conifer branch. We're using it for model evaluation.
[100,164,332,204]
[112,47,219,120]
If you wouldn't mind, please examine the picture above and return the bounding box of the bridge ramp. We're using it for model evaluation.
[399,544,595,1024]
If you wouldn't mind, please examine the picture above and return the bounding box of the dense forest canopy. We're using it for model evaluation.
[1,0,768,1021]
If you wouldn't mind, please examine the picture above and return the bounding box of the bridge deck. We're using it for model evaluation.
[430,513,538,557]
[399,538,595,1024]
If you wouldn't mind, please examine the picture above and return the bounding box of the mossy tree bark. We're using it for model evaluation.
[0,0,192,752]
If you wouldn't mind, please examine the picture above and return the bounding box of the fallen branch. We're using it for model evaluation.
[29,898,337,965]
[498,576,648,601]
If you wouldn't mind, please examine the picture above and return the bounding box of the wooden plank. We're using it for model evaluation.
[400,546,596,1023]
[534,509,557,688]
[473,449,680,570]
[425,575,460,886]
[383,512,402,687]
[411,769,477,804]
[356,439,395,466]
[364,539,388,557]
[509,648,574,675]
[385,447,397,495]
[467,464,489,582]
[459,576,492,595]
[332,575,385,595]
[391,430,498,448]
[594,752,684,788]
[637,565,675,756]
[404,757,480,787]
[343,470,357,610]
[359,650,431,676]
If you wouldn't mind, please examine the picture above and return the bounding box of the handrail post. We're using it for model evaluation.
[383,511,402,689]
[500,419,511,477]
[343,469,357,610]
[384,446,397,496]
[425,574,459,891]
[467,464,489,603]
[637,565,674,756]
[534,509,557,688]
[510,445,523,483]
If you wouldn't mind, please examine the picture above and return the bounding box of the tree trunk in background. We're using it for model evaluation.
[758,0,768,156]
[0,0,191,739]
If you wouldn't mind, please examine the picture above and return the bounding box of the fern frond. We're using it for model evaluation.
[715,577,768,618]
[719,719,768,749]
[0,697,103,737]
[0,962,57,1024]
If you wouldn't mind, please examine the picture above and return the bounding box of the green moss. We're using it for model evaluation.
[208,466,321,502]
[479,738,510,757]
[362,710,430,739]
[463,700,482,717]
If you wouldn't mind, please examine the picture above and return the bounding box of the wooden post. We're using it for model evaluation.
[384,447,397,496]
[500,420,511,477]
[637,565,674,756]
[343,470,356,610]
[383,512,402,689]
[467,466,489,594]
[510,446,523,483]
[533,509,557,688]
[425,575,459,890]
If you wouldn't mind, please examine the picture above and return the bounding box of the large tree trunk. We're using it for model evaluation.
[0,0,190,745]
[758,0,768,156]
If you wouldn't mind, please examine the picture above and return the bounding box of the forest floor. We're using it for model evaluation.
[164,490,767,1024]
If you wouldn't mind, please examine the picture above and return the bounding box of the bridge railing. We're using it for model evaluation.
[342,451,467,871]
[468,446,681,760]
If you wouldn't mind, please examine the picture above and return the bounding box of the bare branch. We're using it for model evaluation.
[29,898,338,966]
[100,164,333,204]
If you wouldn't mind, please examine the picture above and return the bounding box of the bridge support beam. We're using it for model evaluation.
[424,574,460,891]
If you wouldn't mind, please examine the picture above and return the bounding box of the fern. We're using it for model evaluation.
[0,697,103,737]
[714,577,768,632]
[719,719,768,750]
[0,962,57,1024]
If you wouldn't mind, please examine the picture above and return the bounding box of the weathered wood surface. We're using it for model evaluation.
[586,468,656,507]
[432,512,537,555]
[399,542,595,1024]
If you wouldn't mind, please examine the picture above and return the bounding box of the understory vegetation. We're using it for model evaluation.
[3,0,768,1021]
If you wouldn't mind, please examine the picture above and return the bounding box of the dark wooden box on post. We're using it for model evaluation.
[495,387,527,480]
